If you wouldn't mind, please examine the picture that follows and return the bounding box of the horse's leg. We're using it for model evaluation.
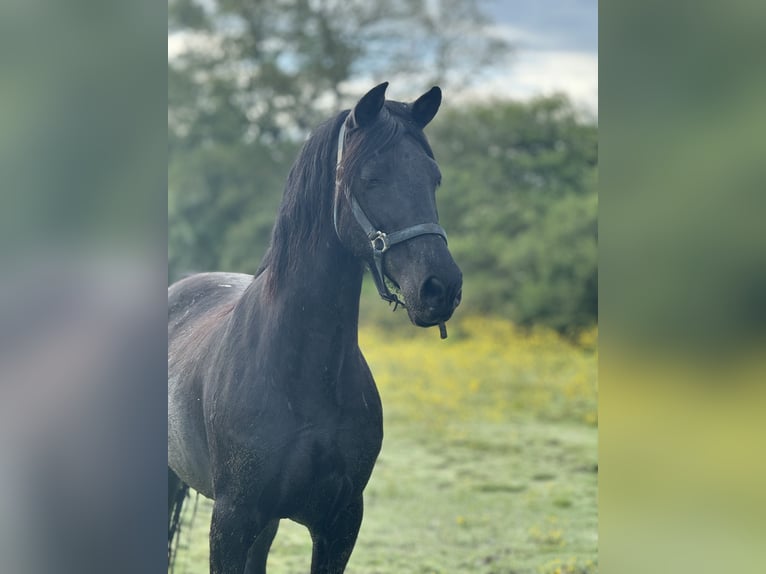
[243,520,280,574]
[168,467,188,564]
[168,467,181,524]
[209,497,261,574]
[309,496,364,574]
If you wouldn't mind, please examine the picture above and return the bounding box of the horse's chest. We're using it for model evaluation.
[264,420,382,523]
[299,420,381,486]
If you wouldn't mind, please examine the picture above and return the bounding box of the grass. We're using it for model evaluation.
[171,315,598,573]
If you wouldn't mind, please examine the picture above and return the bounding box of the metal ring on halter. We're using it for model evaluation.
[370,231,389,253]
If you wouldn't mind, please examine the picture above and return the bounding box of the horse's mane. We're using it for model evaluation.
[256,101,435,296]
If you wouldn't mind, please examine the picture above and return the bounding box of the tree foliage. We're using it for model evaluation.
[168,0,510,145]
[430,96,598,332]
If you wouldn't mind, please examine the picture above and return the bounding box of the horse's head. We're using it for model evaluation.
[334,82,463,331]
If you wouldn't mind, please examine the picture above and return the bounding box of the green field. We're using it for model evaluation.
[171,316,598,574]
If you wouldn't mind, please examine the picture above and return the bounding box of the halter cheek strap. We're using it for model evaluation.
[333,120,448,310]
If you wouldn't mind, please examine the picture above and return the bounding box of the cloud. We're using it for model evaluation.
[460,50,598,114]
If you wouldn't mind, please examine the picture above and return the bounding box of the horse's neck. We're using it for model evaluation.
[244,222,365,351]
[231,141,368,393]
[277,238,364,331]
[237,234,365,404]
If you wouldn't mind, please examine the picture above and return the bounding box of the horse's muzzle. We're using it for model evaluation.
[411,272,462,327]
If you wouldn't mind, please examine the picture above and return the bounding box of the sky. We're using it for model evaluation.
[475,0,598,113]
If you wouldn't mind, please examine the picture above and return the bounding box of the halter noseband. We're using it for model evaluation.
[333,119,448,310]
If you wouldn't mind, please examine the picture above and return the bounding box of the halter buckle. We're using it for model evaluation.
[370,231,389,253]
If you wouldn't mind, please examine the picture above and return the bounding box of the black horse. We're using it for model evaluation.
[168,82,463,574]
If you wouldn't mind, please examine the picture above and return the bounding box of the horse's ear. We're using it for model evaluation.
[411,86,442,128]
[350,82,388,128]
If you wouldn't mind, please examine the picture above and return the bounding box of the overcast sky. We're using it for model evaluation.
[475,0,598,113]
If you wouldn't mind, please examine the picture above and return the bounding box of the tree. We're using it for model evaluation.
[168,0,511,281]
[169,0,510,142]
[429,95,598,333]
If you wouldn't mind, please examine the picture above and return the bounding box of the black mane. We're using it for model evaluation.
[257,101,435,295]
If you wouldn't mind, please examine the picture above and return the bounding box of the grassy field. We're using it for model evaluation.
[171,315,598,574]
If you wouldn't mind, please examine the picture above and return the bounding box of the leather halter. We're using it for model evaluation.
[333,119,448,309]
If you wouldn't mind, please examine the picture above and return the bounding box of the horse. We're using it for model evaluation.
[168,82,463,574]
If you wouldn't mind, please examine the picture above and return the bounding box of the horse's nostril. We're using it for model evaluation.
[421,276,446,308]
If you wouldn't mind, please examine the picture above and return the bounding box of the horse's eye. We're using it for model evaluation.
[364,178,382,187]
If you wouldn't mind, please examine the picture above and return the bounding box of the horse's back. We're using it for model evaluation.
[168,272,254,497]
[168,272,253,334]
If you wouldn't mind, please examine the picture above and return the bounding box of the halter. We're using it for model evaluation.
[333,119,449,311]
